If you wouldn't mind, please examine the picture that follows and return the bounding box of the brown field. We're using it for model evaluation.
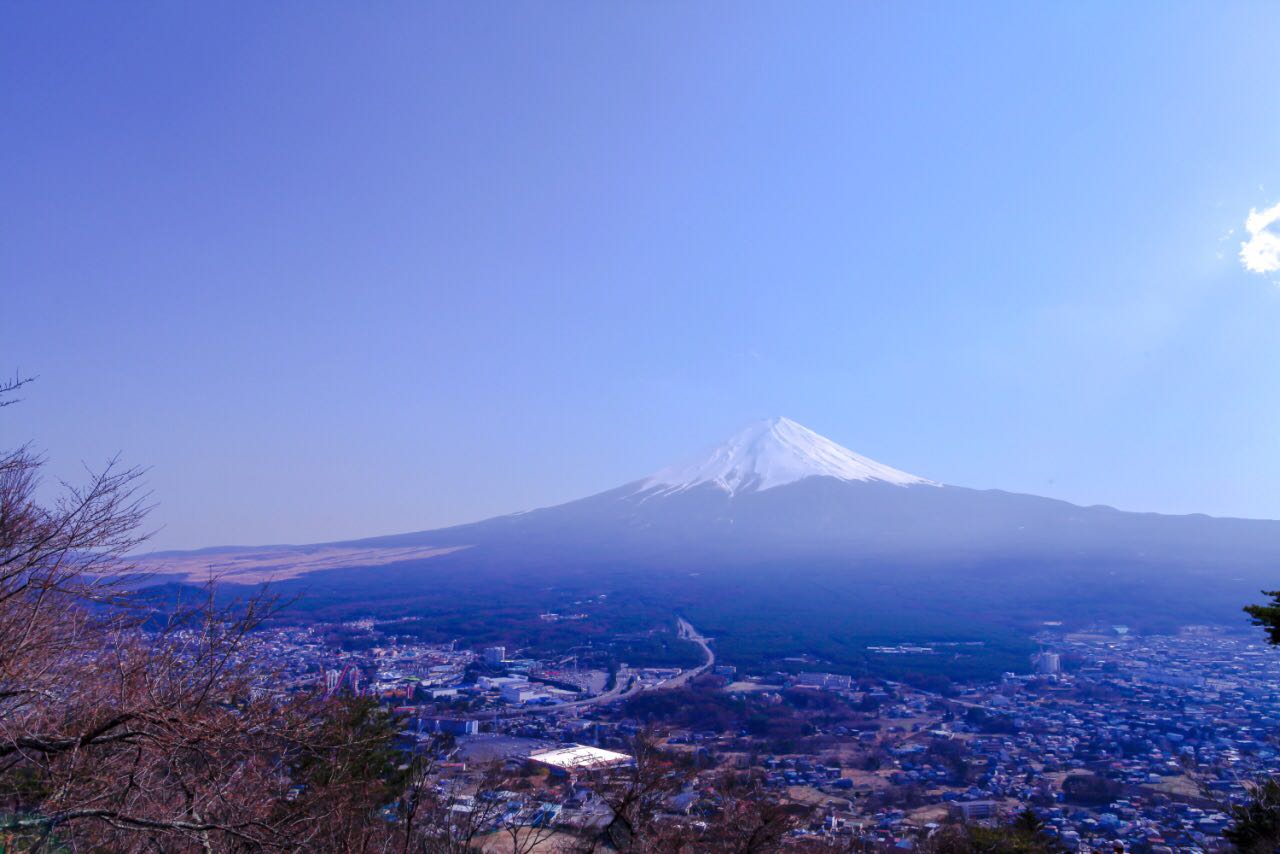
[478,829,579,852]
[138,544,471,583]
[1144,775,1202,798]
[724,681,783,693]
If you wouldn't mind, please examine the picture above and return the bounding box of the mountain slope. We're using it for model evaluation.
[143,419,1280,677]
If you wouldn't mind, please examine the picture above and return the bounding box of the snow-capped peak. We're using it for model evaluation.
[642,417,935,496]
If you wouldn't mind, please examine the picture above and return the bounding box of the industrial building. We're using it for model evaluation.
[527,744,632,775]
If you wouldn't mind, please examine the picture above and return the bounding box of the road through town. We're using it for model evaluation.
[483,617,713,719]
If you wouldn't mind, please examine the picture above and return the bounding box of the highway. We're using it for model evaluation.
[668,616,715,687]
[481,616,714,719]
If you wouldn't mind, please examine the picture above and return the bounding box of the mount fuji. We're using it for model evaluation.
[641,417,933,495]
[146,418,1280,677]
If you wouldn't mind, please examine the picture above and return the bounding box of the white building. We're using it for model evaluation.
[324,669,342,693]
[527,744,632,774]
[1034,652,1061,675]
[501,683,542,704]
[478,674,527,691]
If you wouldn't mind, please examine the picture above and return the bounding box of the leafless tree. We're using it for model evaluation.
[567,732,685,853]
[0,373,34,407]
[0,378,853,854]
[0,379,413,852]
[560,732,803,854]
[687,777,803,854]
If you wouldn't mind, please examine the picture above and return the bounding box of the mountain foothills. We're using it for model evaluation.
[147,418,1280,679]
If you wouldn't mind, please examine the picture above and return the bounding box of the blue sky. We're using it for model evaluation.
[4,3,1280,550]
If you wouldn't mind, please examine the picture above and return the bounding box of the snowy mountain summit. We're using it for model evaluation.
[643,416,935,496]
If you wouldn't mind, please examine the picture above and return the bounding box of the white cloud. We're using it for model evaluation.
[1240,201,1280,275]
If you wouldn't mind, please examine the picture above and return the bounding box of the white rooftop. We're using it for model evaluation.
[527,744,632,770]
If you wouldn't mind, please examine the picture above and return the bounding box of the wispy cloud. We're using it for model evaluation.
[1240,201,1280,276]
[1216,226,1235,260]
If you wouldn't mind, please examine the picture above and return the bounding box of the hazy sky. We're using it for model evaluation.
[5,3,1280,550]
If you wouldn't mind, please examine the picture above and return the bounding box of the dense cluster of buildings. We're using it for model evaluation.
[943,628,1280,850]
[739,628,1280,851]
[250,620,611,713]
[246,616,1280,850]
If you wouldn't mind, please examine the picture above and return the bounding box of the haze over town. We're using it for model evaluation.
[5,4,1280,853]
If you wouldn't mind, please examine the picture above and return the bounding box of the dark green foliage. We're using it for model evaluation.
[624,684,817,751]
[924,738,972,783]
[924,809,1060,853]
[904,672,957,696]
[1236,595,1280,852]
[954,826,1056,853]
[1061,773,1123,805]
[1226,779,1280,853]
[260,557,1045,679]
[288,697,408,810]
[964,706,1018,735]
[1245,590,1280,646]
[625,686,749,733]
[1010,808,1046,838]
